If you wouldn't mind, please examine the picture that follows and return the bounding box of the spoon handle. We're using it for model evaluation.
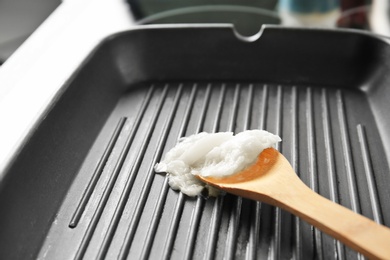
[274,179,390,260]
[198,148,390,259]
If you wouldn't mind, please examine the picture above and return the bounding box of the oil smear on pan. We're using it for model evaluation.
[154,130,281,197]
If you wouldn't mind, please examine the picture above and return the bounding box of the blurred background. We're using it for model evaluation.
[0,0,389,66]
[0,0,61,65]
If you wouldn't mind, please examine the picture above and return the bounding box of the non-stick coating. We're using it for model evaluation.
[0,26,389,259]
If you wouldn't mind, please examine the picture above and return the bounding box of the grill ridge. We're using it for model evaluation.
[269,85,283,260]
[306,87,324,259]
[357,124,383,224]
[244,84,269,260]
[321,88,345,260]
[92,85,168,260]
[159,86,199,260]
[96,84,182,259]
[137,84,213,259]
[337,90,360,214]
[259,84,268,130]
[337,89,363,260]
[138,172,169,259]
[203,84,227,260]
[73,86,155,260]
[182,84,213,260]
[69,117,126,228]
[291,86,304,260]
[224,84,242,260]
[244,84,260,260]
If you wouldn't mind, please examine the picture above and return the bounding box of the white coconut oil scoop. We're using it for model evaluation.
[154,130,281,196]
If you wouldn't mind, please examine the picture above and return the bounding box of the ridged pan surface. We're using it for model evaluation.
[41,82,389,260]
[1,26,390,260]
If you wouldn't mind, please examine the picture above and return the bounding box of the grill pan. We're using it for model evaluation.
[1,25,390,259]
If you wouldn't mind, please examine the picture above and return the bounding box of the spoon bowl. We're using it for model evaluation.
[197,148,390,260]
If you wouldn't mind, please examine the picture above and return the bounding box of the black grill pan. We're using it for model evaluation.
[1,25,390,260]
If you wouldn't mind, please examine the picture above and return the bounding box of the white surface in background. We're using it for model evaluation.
[370,0,390,36]
[0,0,61,61]
[0,0,134,178]
[280,9,340,28]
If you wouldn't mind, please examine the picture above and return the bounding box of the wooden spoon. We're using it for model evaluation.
[197,147,390,259]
